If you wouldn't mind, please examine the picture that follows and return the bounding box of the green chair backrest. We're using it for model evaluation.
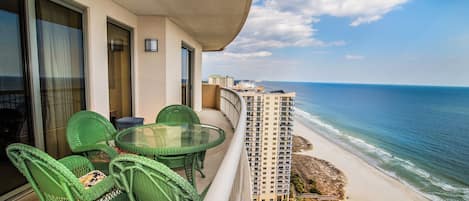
[155,105,200,125]
[110,155,202,201]
[67,111,117,151]
[6,143,85,201]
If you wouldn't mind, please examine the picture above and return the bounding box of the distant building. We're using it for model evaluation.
[238,85,295,201]
[208,74,234,88]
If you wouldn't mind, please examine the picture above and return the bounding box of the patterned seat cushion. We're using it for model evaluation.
[79,170,125,201]
[96,188,124,201]
[79,170,107,189]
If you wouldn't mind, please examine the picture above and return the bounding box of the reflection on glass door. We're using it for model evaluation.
[36,0,86,158]
[181,46,193,107]
[0,0,34,195]
[107,22,132,123]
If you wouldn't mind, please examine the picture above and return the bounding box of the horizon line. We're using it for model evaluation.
[251,80,469,88]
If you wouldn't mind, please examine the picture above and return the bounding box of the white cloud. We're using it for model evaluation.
[228,6,320,52]
[223,51,273,59]
[345,54,365,60]
[221,0,408,58]
[266,0,408,26]
[350,15,382,26]
[222,0,402,57]
[226,5,346,56]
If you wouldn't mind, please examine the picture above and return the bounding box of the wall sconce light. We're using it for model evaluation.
[145,39,158,52]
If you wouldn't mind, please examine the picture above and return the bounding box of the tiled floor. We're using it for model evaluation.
[14,108,233,200]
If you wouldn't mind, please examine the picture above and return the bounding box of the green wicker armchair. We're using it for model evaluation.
[6,143,127,201]
[66,111,119,173]
[110,154,208,201]
[155,105,201,124]
[155,105,207,177]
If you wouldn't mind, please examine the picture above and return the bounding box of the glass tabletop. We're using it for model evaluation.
[115,123,225,155]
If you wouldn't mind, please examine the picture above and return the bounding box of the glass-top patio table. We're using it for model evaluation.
[115,123,225,188]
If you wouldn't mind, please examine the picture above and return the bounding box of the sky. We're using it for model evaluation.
[203,0,469,86]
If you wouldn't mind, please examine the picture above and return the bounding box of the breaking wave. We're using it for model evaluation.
[295,108,469,201]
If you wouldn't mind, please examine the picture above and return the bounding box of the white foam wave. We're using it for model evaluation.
[294,108,469,201]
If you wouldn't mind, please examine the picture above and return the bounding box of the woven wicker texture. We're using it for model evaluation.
[66,111,119,173]
[156,105,207,176]
[6,143,127,201]
[110,154,207,201]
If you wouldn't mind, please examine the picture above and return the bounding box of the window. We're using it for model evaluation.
[36,0,86,157]
[181,44,193,107]
[1,0,86,196]
[0,0,34,194]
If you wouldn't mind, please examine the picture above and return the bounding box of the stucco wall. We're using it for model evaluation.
[135,16,167,123]
[70,0,203,123]
[165,18,203,112]
[73,0,138,118]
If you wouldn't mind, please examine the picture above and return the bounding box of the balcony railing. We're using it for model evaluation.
[204,88,252,201]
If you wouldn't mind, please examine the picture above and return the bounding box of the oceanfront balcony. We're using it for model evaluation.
[17,87,251,201]
[0,0,252,199]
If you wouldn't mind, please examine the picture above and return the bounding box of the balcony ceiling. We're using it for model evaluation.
[113,0,252,51]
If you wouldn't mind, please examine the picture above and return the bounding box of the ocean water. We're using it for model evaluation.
[261,81,469,201]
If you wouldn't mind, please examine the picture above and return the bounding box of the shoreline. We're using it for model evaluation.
[293,118,429,201]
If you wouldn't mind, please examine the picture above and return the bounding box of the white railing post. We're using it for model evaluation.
[204,88,252,201]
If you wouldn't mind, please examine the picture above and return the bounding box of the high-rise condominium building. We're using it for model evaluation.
[208,74,234,88]
[239,89,295,201]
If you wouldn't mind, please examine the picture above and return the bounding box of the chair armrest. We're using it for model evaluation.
[74,144,119,159]
[82,176,116,201]
[59,155,94,177]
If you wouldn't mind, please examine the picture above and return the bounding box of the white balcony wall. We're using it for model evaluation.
[136,16,203,123]
[165,18,203,112]
[135,16,166,122]
[205,88,252,201]
[68,0,203,123]
[73,0,139,118]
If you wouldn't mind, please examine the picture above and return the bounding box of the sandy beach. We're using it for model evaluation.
[294,119,428,201]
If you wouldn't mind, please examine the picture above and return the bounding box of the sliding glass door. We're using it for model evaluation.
[181,46,193,107]
[0,0,34,195]
[107,22,132,122]
[0,0,86,197]
[35,0,86,158]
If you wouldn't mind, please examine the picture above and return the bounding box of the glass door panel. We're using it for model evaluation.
[36,0,86,158]
[0,0,34,195]
[107,22,132,123]
[181,46,193,107]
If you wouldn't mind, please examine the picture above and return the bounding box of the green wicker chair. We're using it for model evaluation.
[110,154,208,201]
[6,143,127,201]
[66,111,119,173]
[155,105,207,177]
[155,105,201,125]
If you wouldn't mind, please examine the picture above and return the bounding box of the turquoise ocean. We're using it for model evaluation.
[261,81,469,201]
